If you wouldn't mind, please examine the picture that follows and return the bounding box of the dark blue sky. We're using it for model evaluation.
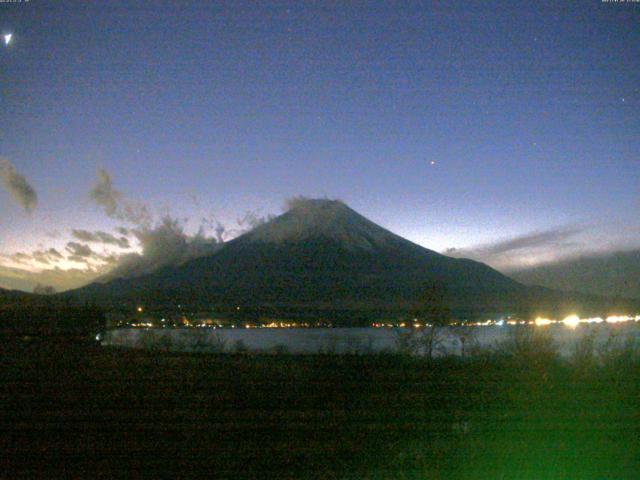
[1,1,639,289]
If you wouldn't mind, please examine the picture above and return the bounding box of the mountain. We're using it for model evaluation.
[0,287,37,303]
[0,286,105,337]
[65,199,636,322]
[509,249,640,300]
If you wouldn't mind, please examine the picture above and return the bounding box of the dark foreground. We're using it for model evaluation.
[1,339,639,479]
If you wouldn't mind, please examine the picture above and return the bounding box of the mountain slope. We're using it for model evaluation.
[509,249,640,300]
[66,200,636,321]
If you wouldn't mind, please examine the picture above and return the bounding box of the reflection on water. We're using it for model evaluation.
[103,323,640,357]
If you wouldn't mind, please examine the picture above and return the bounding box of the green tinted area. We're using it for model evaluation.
[2,341,638,479]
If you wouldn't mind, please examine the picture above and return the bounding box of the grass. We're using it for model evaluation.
[1,337,639,479]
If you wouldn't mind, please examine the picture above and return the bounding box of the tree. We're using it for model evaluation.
[410,284,451,360]
[33,284,56,295]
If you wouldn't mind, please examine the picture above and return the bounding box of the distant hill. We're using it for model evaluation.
[64,199,637,322]
[0,287,38,304]
[0,287,105,337]
[509,249,640,300]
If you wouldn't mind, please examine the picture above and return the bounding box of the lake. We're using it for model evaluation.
[102,322,640,357]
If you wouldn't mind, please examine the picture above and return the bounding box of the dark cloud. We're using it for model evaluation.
[100,254,119,265]
[65,242,94,258]
[445,226,585,270]
[71,229,130,248]
[2,248,64,267]
[89,168,151,226]
[31,251,51,265]
[72,229,105,243]
[444,226,640,299]
[510,249,640,300]
[89,168,118,217]
[0,158,38,213]
[7,252,32,265]
[47,248,63,260]
[472,227,583,257]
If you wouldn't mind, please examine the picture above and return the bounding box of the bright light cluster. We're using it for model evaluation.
[535,318,554,327]
[369,315,640,329]
[130,322,153,328]
[532,314,640,328]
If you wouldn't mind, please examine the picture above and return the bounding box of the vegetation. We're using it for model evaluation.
[0,304,105,340]
[1,334,639,479]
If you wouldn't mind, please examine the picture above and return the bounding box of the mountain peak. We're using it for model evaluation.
[239,197,401,250]
[286,197,350,217]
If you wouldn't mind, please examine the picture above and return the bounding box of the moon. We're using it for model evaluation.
[3,33,12,46]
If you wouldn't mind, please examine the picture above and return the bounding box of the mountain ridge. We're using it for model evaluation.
[64,199,637,321]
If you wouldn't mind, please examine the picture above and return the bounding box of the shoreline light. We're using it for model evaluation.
[562,315,580,329]
[535,317,554,327]
[582,317,604,324]
[121,312,640,330]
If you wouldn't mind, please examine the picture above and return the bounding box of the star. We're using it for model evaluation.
[430,160,436,166]
[3,33,12,46]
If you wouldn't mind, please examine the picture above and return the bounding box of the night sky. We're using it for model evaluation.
[1,1,639,291]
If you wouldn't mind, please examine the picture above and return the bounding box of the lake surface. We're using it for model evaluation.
[102,323,640,357]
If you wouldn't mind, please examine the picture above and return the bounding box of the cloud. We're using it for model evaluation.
[32,251,52,265]
[71,229,130,248]
[445,226,585,271]
[6,252,32,265]
[89,168,151,226]
[1,248,65,268]
[65,242,94,258]
[445,226,640,298]
[94,207,278,283]
[510,249,640,300]
[86,169,231,280]
[0,158,37,212]
[0,166,279,291]
[65,241,114,265]
[237,211,276,231]
[0,263,104,292]
[89,168,118,217]
[466,227,582,257]
[46,248,64,260]
[98,216,223,281]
